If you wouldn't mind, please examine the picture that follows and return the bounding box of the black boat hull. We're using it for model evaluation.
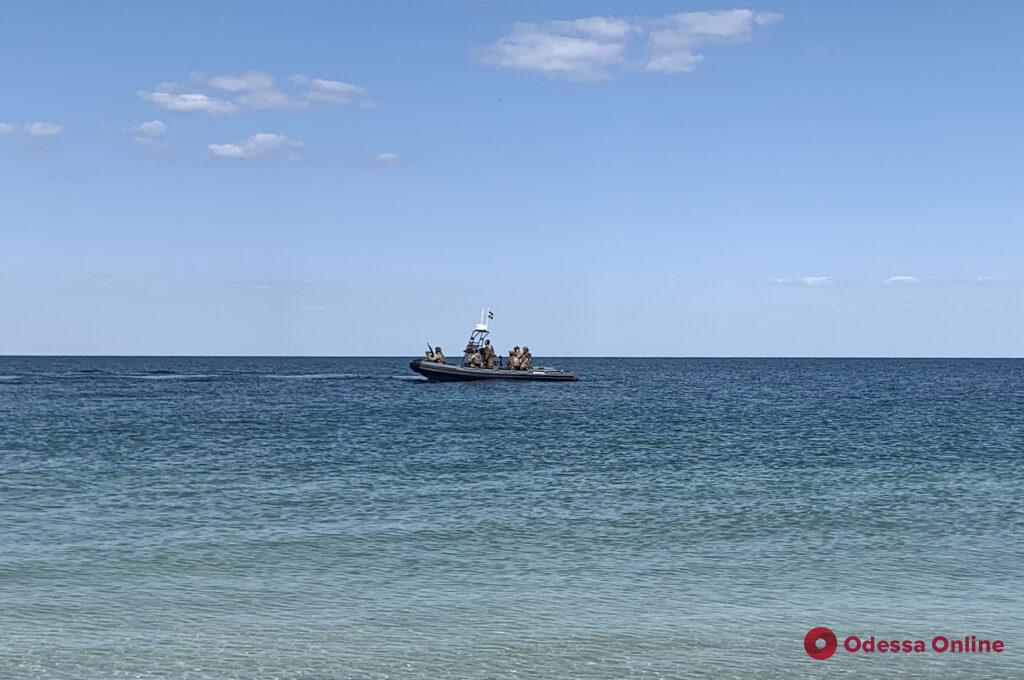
[409,360,577,382]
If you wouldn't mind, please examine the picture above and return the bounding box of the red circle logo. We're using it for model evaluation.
[805,627,838,660]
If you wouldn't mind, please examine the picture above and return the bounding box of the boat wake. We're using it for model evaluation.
[263,373,371,380]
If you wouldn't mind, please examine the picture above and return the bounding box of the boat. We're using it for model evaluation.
[409,310,578,382]
[409,360,578,382]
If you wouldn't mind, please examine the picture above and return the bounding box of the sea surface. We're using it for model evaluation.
[1,357,1022,679]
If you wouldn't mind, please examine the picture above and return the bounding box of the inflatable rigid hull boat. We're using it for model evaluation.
[414,308,578,382]
[409,359,577,382]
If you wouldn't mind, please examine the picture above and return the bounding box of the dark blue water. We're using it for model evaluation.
[1,358,1022,679]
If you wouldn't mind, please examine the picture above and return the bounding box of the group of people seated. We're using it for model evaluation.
[506,345,532,370]
[456,340,533,370]
[426,339,533,370]
[464,339,498,368]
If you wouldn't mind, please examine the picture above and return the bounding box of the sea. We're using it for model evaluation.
[1,357,1021,679]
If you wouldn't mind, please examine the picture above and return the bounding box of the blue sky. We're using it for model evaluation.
[1,1,1021,356]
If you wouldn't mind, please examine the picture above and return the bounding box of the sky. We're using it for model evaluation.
[1,1,1021,356]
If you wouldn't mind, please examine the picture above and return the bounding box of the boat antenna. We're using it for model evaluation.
[475,307,492,332]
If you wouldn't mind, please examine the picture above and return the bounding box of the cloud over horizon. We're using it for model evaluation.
[771,276,835,287]
[884,276,922,286]
[881,275,1023,288]
[480,9,782,80]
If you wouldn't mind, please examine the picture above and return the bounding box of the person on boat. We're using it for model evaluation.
[466,349,484,367]
[425,346,445,363]
[507,346,521,370]
[482,339,496,369]
[519,347,532,370]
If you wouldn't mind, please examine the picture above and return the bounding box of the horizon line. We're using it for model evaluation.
[2,354,1023,360]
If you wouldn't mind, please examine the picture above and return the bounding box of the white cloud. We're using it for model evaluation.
[970,276,1022,286]
[139,91,239,116]
[551,16,636,40]
[878,275,1024,288]
[1,121,65,138]
[306,78,367,104]
[311,79,365,95]
[772,276,835,287]
[240,88,305,110]
[208,132,302,159]
[129,120,167,146]
[135,120,166,137]
[141,72,371,114]
[647,10,781,74]
[374,152,400,166]
[203,71,306,110]
[207,71,275,93]
[25,122,64,138]
[480,9,782,80]
[480,19,629,81]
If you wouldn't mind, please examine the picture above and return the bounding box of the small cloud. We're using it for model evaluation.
[755,12,784,26]
[208,132,302,159]
[135,120,166,137]
[206,70,275,93]
[884,276,921,285]
[374,152,400,166]
[139,90,239,116]
[204,70,306,110]
[972,276,1022,288]
[480,9,782,80]
[306,78,367,104]
[141,72,372,114]
[647,10,782,74]
[555,16,636,40]
[25,122,64,138]
[0,122,17,135]
[128,119,167,146]
[238,277,289,291]
[480,19,629,81]
[771,276,834,287]
[239,88,305,110]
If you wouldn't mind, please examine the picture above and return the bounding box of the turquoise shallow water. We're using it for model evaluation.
[1,357,1022,679]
